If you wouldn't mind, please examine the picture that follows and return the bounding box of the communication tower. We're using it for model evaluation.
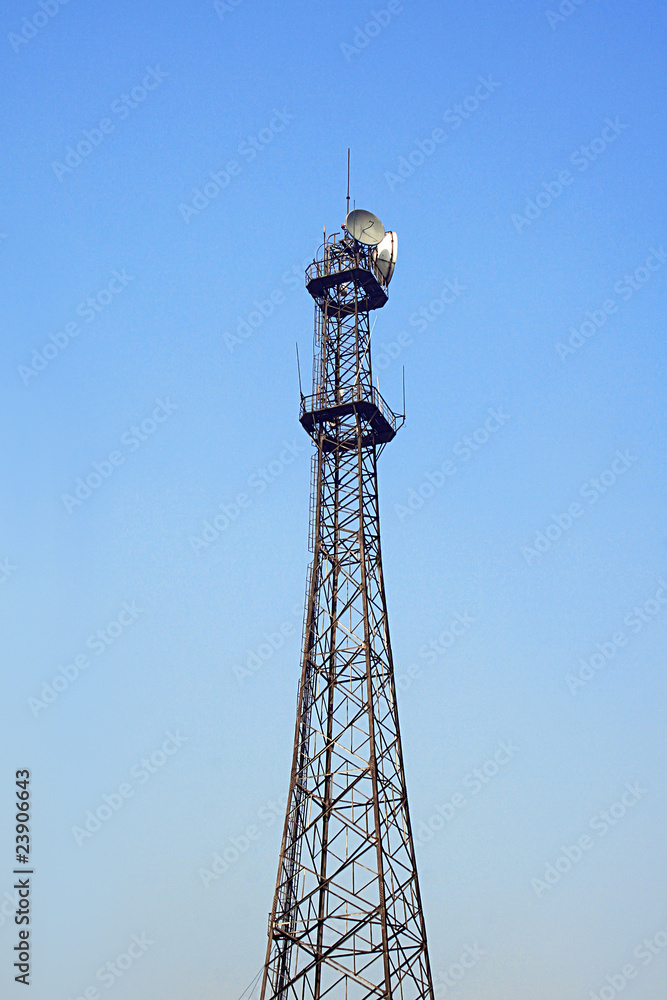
[259,177,434,1000]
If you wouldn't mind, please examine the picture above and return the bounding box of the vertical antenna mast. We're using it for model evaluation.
[346,148,350,216]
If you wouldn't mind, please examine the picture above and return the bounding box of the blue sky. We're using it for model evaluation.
[1,1,666,998]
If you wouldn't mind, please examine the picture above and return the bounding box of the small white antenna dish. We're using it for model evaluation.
[372,231,398,283]
[345,208,385,246]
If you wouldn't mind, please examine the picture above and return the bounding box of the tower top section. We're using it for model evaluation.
[300,205,403,450]
[305,209,398,316]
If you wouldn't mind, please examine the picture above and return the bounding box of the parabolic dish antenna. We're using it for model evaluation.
[345,208,385,246]
[372,231,398,283]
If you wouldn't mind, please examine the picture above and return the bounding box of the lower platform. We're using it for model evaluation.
[299,387,401,449]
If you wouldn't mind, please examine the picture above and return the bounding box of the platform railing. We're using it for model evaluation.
[300,382,399,434]
[305,237,388,292]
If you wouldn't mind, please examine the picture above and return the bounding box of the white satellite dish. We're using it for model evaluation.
[372,231,398,284]
[345,208,385,246]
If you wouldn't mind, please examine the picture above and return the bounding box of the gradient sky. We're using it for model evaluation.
[1,1,666,998]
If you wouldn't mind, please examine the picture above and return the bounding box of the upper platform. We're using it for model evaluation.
[305,233,389,315]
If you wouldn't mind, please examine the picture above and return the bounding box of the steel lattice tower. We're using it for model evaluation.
[259,209,434,1000]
